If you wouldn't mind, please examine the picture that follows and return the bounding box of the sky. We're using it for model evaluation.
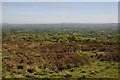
[2,2,118,24]
[2,0,119,2]
[0,3,2,24]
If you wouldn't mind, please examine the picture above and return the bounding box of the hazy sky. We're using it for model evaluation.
[2,2,118,24]
[2,0,119,2]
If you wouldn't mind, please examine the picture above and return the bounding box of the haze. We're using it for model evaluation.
[2,2,118,24]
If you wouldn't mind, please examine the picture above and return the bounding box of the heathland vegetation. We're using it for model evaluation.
[2,23,120,79]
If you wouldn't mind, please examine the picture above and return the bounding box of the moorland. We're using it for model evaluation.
[2,23,120,79]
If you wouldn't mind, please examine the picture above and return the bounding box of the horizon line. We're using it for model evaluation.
[2,22,118,24]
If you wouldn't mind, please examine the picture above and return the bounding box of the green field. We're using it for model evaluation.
[2,23,120,79]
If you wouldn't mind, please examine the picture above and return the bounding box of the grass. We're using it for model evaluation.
[2,40,119,78]
[0,53,2,78]
[46,59,118,78]
[2,53,119,78]
[2,24,119,79]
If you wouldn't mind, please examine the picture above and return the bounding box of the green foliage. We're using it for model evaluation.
[2,23,119,78]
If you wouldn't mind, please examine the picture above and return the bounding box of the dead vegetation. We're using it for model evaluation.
[2,24,119,78]
[3,39,119,76]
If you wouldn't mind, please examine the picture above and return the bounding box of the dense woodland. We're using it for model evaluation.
[2,23,120,79]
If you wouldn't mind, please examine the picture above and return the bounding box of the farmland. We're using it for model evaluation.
[2,23,120,79]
